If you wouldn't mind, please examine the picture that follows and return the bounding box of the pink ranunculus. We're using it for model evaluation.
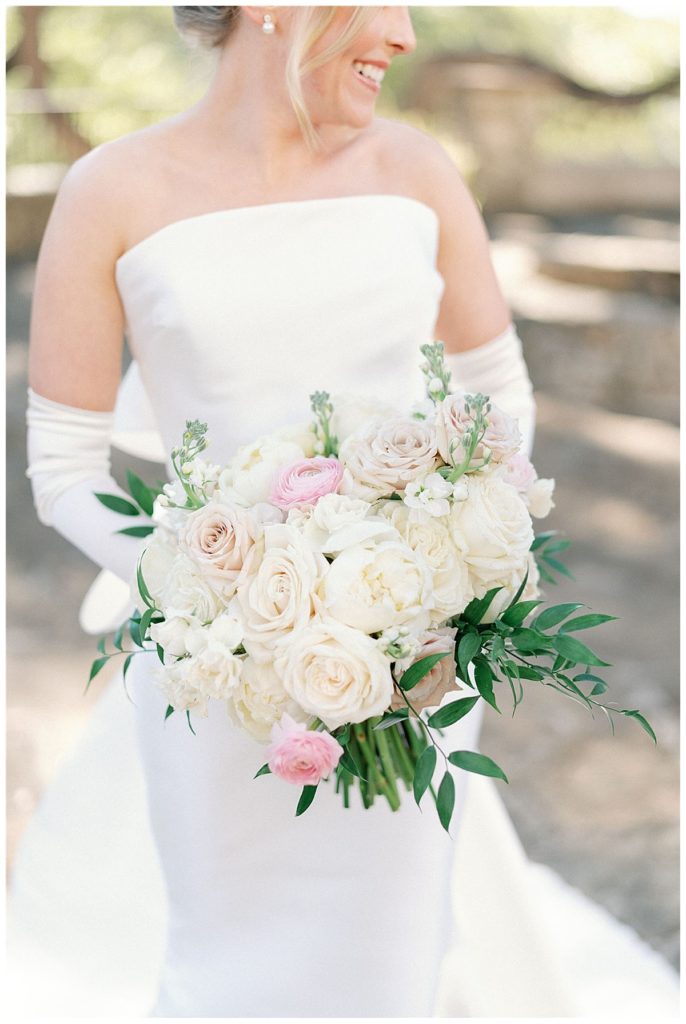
[266,712,343,785]
[269,456,344,511]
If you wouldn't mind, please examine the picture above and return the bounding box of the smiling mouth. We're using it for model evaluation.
[352,61,385,90]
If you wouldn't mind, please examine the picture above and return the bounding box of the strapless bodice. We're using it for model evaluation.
[114,194,444,465]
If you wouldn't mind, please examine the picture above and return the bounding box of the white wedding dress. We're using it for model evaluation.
[9,195,679,1018]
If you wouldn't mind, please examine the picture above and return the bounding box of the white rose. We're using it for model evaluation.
[319,539,433,634]
[216,437,307,507]
[450,474,534,594]
[139,530,178,607]
[226,659,309,743]
[379,502,473,623]
[526,477,555,518]
[274,617,394,729]
[160,552,227,622]
[338,416,440,500]
[234,522,327,662]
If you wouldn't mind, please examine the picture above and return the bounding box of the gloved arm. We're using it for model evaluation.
[443,322,536,459]
[26,386,148,585]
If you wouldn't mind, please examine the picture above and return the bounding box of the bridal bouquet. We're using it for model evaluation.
[90,343,655,831]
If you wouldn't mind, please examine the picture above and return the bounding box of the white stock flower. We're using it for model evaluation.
[526,477,555,518]
[450,474,534,598]
[338,416,439,500]
[319,538,433,634]
[274,617,394,729]
[226,659,309,743]
[403,472,454,518]
[234,522,327,662]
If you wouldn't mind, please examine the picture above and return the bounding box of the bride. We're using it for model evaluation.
[15,5,679,1018]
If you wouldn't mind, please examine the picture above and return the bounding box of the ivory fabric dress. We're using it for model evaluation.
[8,195,679,1017]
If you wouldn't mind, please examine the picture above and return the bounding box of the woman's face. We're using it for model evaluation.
[298,7,417,129]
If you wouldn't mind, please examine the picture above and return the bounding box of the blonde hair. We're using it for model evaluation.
[173,6,382,152]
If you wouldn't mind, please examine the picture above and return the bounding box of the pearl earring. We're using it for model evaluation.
[262,13,275,34]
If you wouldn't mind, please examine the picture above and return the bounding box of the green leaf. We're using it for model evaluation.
[427,695,481,729]
[340,749,366,781]
[510,628,550,653]
[254,762,272,778]
[186,710,196,736]
[113,622,125,651]
[542,554,575,580]
[116,525,155,538]
[96,636,107,655]
[139,606,155,640]
[532,603,585,631]
[126,469,155,516]
[88,655,109,684]
[559,613,617,633]
[373,708,410,730]
[296,784,318,816]
[448,750,509,783]
[541,539,571,554]
[473,657,499,712]
[508,664,544,681]
[530,530,558,551]
[536,562,558,585]
[156,644,165,664]
[397,652,449,692]
[504,568,529,612]
[94,492,140,516]
[457,631,481,680]
[621,710,657,744]
[164,704,175,721]
[551,633,610,667]
[128,617,143,649]
[501,599,543,627]
[122,653,133,680]
[136,553,156,610]
[413,744,437,806]
[437,770,456,833]
[461,586,504,625]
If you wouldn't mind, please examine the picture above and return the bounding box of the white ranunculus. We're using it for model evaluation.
[288,492,397,553]
[226,659,309,743]
[329,392,399,446]
[379,501,473,623]
[273,617,394,729]
[160,552,227,622]
[216,437,308,507]
[526,477,555,518]
[234,522,327,662]
[319,538,433,634]
[450,474,534,597]
[338,416,440,500]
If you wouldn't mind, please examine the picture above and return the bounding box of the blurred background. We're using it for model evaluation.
[6,0,679,976]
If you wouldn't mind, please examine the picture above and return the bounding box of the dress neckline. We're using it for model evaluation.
[115,192,439,270]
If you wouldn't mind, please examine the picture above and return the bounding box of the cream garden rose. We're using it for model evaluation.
[179,499,264,594]
[274,617,394,730]
[319,538,433,634]
[391,627,461,711]
[234,522,328,662]
[338,415,439,500]
[288,492,397,554]
[450,473,534,594]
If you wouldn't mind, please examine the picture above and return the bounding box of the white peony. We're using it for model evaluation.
[378,501,473,623]
[273,617,394,729]
[216,436,308,507]
[226,659,309,743]
[288,492,397,553]
[319,538,433,634]
[234,522,327,662]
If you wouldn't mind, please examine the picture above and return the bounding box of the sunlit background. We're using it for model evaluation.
[6,1,679,977]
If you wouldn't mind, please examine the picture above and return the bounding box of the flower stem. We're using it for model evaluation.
[387,723,415,788]
[371,718,401,811]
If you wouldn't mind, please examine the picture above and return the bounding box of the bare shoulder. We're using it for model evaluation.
[49,117,182,260]
[371,116,475,216]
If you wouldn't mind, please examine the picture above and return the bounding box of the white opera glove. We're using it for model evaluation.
[444,322,536,459]
[25,387,150,585]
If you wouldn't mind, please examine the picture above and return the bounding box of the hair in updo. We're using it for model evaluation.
[172,6,381,151]
[173,7,240,49]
